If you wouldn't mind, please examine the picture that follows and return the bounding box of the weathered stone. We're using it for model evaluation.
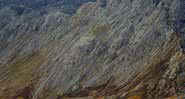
[0,0,185,98]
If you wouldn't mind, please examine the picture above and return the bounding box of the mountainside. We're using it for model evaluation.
[0,0,185,98]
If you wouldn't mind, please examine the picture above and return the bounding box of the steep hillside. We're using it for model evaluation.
[0,0,185,99]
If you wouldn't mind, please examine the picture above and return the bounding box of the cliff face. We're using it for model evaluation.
[0,0,185,98]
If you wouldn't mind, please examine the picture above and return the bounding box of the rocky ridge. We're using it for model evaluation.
[0,0,185,98]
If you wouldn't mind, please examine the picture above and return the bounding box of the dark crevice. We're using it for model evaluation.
[13,85,33,99]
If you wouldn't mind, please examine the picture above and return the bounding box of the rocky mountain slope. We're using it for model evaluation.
[0,0,185,98]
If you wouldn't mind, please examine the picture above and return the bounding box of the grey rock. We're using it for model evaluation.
[0,0,185,98]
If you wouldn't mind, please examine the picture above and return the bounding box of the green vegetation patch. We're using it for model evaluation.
[89,24,109,36]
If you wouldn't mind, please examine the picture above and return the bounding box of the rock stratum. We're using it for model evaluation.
[0,0,185,99]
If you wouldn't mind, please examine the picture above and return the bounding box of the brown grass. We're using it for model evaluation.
[0,51,48,98]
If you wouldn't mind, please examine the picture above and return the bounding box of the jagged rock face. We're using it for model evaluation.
[0,0,185,99]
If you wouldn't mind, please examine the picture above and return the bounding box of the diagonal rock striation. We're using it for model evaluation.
[0,0,185,99]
